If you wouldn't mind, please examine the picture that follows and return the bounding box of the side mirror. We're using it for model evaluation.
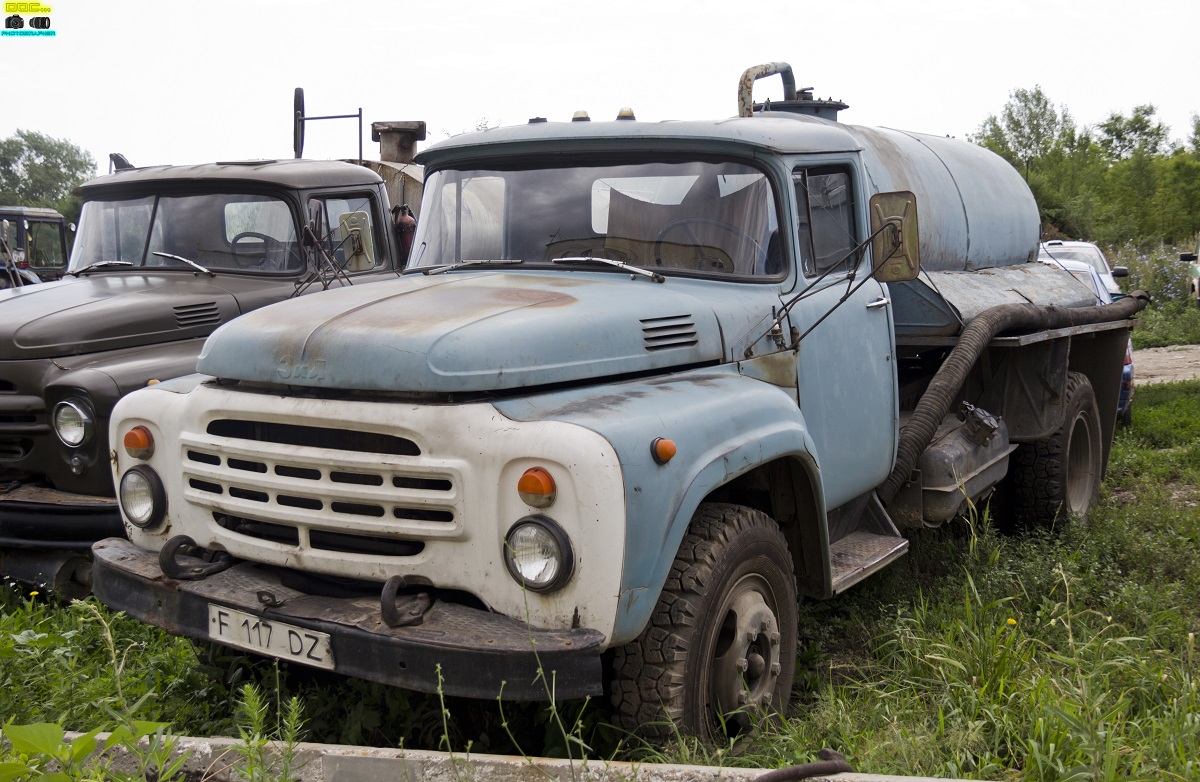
[1111,266,1129,278]
[67,222,76,232]
[338,211,376,271]
[869,191,920,282]
[1182,252,1198,263]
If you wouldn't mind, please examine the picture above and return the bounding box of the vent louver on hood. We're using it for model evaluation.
[175,302,222,328]
[641,314,698,351]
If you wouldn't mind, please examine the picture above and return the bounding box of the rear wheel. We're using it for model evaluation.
[610,503,797,744]
[1009,371,1103,530]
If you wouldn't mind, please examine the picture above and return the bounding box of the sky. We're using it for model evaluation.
[1,0,1197,175]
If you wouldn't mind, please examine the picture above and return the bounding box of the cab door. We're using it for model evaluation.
[788,165,898,511]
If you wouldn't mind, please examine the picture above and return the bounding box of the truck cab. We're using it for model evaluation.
[0,205,71,284]
[92,64,1140,742]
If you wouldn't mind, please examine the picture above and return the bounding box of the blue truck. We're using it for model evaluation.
[91,63,1146,742]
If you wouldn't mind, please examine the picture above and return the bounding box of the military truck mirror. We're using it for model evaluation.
[68,223,76,232]
[1111,266,1129,278]
[870,191,920,283]
[338,211,376,271]
[1182,252,1198,262]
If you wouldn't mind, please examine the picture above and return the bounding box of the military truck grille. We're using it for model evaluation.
[174,302,222,328]
[180,419,460,552]
[0,439,31,460]
[641,314,698,351]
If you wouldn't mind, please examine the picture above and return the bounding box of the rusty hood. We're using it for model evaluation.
[196,272,725,393]
[0,274,244,360]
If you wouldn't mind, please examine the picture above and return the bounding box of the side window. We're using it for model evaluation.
[26,221,67,269]
[794,168,857,277]
[308,194,385,272]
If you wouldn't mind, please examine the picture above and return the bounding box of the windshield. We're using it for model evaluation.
[68,193,303,274]
[410,160,781,277]
[1038,245,1108,276]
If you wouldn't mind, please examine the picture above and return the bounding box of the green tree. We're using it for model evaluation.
[973,86,1070,180]
[0,130,97,223]
[1096,105,1169,159]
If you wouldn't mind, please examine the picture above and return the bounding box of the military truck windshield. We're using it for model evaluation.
[411,160,781,277]
[68,193,303,275]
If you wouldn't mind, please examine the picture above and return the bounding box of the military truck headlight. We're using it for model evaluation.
[504,515,573,592]
[119,466,167,529]
[53,400,94,447]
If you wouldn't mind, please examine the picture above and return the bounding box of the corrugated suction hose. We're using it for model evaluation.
[877,291,1150,506]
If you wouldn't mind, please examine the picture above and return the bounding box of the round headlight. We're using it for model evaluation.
[504,515,573,592]
[119,466,167,529]
[53,400,94,447]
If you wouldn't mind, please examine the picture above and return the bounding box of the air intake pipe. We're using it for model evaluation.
[877,291,1151,505]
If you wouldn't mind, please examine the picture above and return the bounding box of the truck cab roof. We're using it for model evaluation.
[79,159,385,194]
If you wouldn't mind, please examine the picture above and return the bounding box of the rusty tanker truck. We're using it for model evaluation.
[92,64,1145,742]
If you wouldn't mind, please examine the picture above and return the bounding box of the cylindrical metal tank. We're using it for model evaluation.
[847,125,1039,272]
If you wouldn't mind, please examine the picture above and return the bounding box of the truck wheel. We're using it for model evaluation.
[610,503,797,743]
[1009,371,1102,530]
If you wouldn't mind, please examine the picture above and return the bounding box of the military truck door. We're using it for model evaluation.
[788,165,898,510]
[26,217,69,280]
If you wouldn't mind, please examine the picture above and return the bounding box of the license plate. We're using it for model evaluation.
[207,605,335,670]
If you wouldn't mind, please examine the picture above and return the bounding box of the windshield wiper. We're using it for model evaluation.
[552,256,665,283]
[422,259,523,275]
[152,251,214,276]
[67,261,133,276]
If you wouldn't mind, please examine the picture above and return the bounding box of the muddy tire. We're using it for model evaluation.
[610,503,797,744]
[1009,371,1103,530]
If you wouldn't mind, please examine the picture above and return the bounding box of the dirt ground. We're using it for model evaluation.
[1133,345,1200,385]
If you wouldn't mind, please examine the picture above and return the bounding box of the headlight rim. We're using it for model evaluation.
[503,514,574,593]
[52,398,95,448]
[119,464,167,529]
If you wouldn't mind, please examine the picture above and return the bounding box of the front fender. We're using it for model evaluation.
[495,365,826,645]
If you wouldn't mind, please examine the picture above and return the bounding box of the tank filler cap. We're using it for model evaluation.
[756,88,850,121]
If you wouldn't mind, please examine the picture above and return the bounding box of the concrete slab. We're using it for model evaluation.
[87,733,980,782]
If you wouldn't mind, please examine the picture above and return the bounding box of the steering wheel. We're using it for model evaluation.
[653,217,765,273]
[230,231,283,269]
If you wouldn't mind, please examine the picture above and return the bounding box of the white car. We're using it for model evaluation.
[1041,256,1135,425]
[1038,240,1127,295]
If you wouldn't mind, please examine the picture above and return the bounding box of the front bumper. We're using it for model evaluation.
[92,538,606,700]
[0,483,122,548]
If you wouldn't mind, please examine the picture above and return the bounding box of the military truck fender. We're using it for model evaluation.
[495,365,828,646]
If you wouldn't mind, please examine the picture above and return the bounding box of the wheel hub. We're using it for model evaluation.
[710,583,782,729]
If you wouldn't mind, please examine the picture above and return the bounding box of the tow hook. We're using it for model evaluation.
[159,535,236,580]
[380,574,432,628]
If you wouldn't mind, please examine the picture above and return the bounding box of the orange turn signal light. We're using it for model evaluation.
[123,426,155,460]
[518,466,557,508]
[651,437,677,464]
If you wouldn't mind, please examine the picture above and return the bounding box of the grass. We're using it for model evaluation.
[3,383,1199,778]
[708,379,1200,779]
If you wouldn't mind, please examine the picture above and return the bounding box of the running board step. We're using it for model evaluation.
[829,531,909,594]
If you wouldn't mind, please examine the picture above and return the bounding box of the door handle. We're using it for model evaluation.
[866,297,890,309]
